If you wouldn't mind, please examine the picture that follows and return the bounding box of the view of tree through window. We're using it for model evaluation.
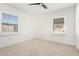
[2,13,18,32]
[53,17,64,32]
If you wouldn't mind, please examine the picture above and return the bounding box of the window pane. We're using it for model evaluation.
[14,24,18,32]
[2,13,17,24]
[2,13,18,32]
[53,17,64,32]
[2,23,14,32]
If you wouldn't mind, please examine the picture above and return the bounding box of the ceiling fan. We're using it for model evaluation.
[29,3,48,9]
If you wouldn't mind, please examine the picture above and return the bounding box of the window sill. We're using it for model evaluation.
[52,32,65,36]
[0,32,18,36]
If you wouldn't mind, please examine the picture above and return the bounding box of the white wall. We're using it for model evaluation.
[0,4,36,48]
[0,3,76,48]
[34,6,76,46]
[76,4,79,49]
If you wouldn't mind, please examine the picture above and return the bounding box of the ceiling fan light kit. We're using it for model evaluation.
[29,3,48,9]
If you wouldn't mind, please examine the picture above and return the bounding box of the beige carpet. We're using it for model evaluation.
[0,39,79,56]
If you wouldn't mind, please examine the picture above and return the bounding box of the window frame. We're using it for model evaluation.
[1,13,18,34]
[52,16,66,34]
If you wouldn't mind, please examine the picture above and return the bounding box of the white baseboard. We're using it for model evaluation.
[36,36,75,46]
[0,36,75,48]
[0,35,33,48]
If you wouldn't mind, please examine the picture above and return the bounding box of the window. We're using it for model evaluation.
[53,17,64,32]
[2,13,18,32]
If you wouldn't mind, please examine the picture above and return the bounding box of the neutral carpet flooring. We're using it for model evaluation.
[0,39,79,56]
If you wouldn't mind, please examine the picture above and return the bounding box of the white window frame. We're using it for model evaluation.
[0,12,18,35]
[52,16,66,34]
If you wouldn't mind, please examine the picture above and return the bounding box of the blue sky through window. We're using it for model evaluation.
[2,13,17,24]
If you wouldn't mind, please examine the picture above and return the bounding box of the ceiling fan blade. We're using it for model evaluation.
[41,3,47,9]
[29,3,40,5]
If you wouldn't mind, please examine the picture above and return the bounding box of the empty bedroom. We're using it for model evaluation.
[0,3,79,56]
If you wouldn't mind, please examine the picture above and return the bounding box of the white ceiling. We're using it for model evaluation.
[7,3,76,15]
